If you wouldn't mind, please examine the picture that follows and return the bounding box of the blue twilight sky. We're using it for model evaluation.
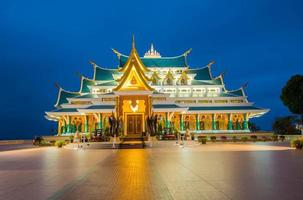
[0,0,302,139]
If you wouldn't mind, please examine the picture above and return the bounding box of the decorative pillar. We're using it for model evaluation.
[66,116,71,133]
[228,113,233,130]
[179,114,184,131]
[243,113,249,130]
[97,113,103,129]
[84,115,89,133]
[57,120,61,135]
[212,114,216,130]
[196,114,200,131]
[165,112,170,129]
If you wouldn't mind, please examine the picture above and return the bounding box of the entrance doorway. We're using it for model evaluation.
[126,114,143,134]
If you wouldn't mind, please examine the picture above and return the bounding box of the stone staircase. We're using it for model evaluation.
[119,134,146,149]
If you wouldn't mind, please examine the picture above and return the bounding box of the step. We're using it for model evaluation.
[119,141,145,149]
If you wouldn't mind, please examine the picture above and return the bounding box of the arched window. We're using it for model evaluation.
[166,77,173,85]
[180,78,187,85]
[165,70,174,85]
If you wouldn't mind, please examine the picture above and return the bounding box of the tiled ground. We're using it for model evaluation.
[0,141,302,200]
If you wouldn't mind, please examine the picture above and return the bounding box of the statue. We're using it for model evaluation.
[108,112,117,136]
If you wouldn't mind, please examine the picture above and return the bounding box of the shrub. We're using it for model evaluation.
[291,138,303,149]
[250,135,258,142]
[241,136,248,142]
[69,135,74,143]
[272,135,278,141]
[39,140,52,146]
[55,140,65,148]
[220,136,227,142]
[279,135,286,142]
[190,132,195,140]
[261,136,269,142]
[232,136,237,142]
[198,136,207,144]
[210,136,216,142]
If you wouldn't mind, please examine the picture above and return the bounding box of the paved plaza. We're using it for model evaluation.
[0,141,302,200]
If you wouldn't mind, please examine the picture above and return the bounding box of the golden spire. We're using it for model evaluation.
[113,35,153,91]
[132,34,135,49]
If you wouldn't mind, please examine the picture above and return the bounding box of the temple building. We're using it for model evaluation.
[45,38,269,135]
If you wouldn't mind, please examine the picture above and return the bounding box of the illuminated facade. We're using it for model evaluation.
[46,38,269,135]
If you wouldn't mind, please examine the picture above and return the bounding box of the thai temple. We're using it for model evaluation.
[45,37,269,136]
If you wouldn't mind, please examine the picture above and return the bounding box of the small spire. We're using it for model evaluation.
[144,43,161,58]
[132,34,135,49]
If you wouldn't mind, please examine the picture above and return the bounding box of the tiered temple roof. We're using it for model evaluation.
[49,41,268,121]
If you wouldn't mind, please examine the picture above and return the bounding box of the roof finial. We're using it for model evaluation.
[54,82,61,89]
[89,60,96,66]
[132,34,135,49]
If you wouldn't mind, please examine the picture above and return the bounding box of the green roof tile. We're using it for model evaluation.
[51,108,79,113]
[94,67,117,81]
[119,55,187,67]
[75,94,98,99]
[55,90,79,107]
[225,89,244,97]
[86,105,115,109]
[191,80,218,85]
[80,78,95,93]
[188,67,212,80]
[96,81,118,86]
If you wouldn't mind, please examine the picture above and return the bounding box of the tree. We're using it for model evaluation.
[280,74,303,122]
[272,116,300,135]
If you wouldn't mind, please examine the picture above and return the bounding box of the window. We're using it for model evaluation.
[230,100,244,103]
[214,100,228,103]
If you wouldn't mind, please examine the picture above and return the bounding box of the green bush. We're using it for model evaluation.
[55,141,65,148]
[210,136,216,142]
[69,135,74,143]
[279,135,286,142]
[272,135,278,141]
[241,136,248,142]
[250,135,258,142]
[261,136,269,142]
[198,136,207,144]
[39,140,52,146]
[232,136,237,142]
[291,138,303,149]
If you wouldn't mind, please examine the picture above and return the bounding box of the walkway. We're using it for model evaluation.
[0,142,302,200]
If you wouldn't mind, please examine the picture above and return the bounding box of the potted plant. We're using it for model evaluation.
[55,140,65,148]
[198,136,207,144]
[69,135,74,143]
[210,136,216,142]
[241,136,248,142]
[279,135,285,142]
[261,136,268,142]
[220,136,227,142]
[272,135,278,141]
[191,132,195,140]
[250,135,257,142]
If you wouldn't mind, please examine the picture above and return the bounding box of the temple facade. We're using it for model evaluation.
[46,38,269,135]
